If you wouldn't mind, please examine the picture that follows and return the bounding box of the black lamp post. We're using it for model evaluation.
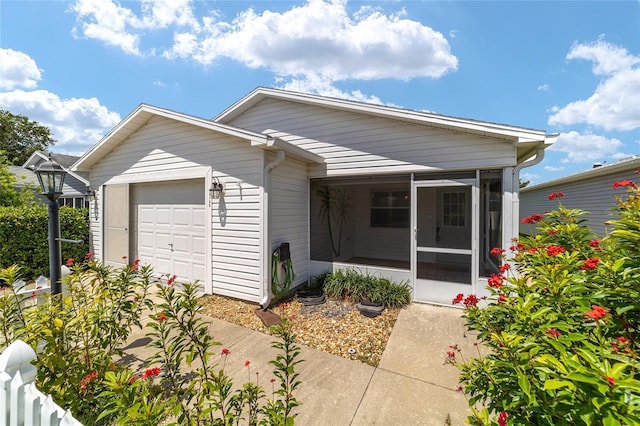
[34,154,67,295]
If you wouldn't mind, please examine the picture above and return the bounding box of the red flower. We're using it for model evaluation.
[244,360,250,367]
[79,371,99,390]
[128,375,139,384]
[509,242,526,252]
[522,213,544,224]
[607,376,615,387]
[455,385,464,392]
[131,259,140,271]
[31,291,37,298]
[65,258,74,267]
[497,294,507,304]
[545,245,566,256]
[547,229,558,235]
[167,274,177,286]
[545,328,562,338]
[612,180,636,189]
[548,192,564,200]
[585,305,609,321]
[490,247,505,256]
[157,313,168,322]
[616,336,629,344]
[499,264,510,273]
[452,293,464,305]
[122,255,127,260]
[463,294,479,307]
[84,252,95,259]
[142,367,161,379]
[498,412,509,426]
[270,378,276,383]
[581,257,600,270]
[221,347,230,356]
[488,274,505,288]
[589,239,600,247]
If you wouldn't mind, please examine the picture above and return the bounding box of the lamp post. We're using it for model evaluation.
[34,154,67,295]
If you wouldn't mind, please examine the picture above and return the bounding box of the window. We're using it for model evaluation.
[57,196,87,209]
[370,190,409,228]
[442,192,466,227]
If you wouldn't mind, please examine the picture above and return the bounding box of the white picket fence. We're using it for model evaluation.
[1,276,82,425]
[0,340,82,426]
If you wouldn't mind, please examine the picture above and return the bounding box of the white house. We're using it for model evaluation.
[520,155,640,237]
[72,87,556,306]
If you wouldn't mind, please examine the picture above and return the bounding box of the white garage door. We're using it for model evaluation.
[132,179,206,285]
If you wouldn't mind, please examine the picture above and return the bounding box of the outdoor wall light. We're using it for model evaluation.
[83,186,96,201]
[210,181,224,199]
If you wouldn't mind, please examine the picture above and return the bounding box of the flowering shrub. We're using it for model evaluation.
[450,184,640,425]
[0,259,303,425]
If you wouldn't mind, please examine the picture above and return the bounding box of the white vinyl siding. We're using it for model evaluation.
[520,167,638,238]
[269,154,309,288]
[224,98,516,178]
[90,115,264,302]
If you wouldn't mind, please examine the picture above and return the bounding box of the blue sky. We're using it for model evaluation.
[1,0,638,184]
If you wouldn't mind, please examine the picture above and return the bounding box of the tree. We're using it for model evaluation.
[0,109,56,165]
[0,150,35,206]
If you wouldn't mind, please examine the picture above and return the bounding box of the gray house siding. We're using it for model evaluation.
[520,161,639,237]
[221,98,517,178]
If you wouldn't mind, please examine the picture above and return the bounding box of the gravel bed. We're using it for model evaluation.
[199,294,400,367]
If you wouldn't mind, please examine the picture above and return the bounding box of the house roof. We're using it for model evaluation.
[214,87,558,163]
[21,151,89,186]
[72,103,324,172]
[521,155,640,192]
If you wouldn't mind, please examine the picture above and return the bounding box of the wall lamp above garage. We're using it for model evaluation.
[83,187,96,201]
[210,180,225,199]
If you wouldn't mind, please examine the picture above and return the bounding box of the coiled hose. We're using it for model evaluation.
[271,249,294,298]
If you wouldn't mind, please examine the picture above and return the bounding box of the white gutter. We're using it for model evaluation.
[260,149,286,309]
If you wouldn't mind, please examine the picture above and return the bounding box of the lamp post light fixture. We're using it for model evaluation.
[34,154,67,296]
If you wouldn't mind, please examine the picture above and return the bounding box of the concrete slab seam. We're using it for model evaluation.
[348,366,378,426]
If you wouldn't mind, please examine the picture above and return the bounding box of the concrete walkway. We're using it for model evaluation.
[121,303,476,425]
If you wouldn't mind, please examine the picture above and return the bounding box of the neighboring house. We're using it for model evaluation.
[520,155,640,237]
[72,87,556,306]
[11,151,90,208]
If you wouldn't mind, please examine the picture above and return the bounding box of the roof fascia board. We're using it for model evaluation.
[522,155,640,192]
[23,151,89,186]
[72,104,269,172]
[249,132,324,164]
[214,87,549,143]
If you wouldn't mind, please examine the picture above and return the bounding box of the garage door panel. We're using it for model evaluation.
[133,179,207,286]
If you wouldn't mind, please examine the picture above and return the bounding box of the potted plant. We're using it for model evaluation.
[296,272,327,306]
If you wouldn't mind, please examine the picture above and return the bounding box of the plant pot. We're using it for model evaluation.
[297,291,326,306]
[356,301,384,317]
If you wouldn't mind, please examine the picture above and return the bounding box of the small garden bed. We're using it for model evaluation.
[199,294,400,367]
[200,269,412,367]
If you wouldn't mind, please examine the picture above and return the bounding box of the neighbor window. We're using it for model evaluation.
[442,192,466,227]
[370,190,409,228]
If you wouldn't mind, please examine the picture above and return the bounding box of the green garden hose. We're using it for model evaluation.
[271,249,294,298]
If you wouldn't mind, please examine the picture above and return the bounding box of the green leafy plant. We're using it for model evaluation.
[322,268,411,308]
[317,185,349,258]
[449,184,640,425]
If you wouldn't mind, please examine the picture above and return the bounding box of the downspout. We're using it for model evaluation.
[261,149,286,309]
[510,146,546,244]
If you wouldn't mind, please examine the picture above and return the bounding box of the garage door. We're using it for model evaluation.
[132,179,206,285]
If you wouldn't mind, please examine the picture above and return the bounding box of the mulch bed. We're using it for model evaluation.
[198,295,400,367]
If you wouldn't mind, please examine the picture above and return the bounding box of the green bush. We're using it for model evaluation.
[1,260,304,425]
[322,269,411,308]
[450,183,640,425]
[0,205,89,279]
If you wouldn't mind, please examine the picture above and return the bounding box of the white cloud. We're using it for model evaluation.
[70,0,199,55]
[544,165,564,172]
[71,0,458,84]
[275,75,386,104]
[537,84,550,92]
[0,49,42,90]
[0,50,121,155]
[548,39,640,131]
[549,131,624,163]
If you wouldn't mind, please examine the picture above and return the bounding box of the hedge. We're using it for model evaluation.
[0,205,89,279]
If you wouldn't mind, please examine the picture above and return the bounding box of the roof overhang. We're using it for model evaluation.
[214,87,556,159]
[72,104,324,172]
[522,154,640,192]
[25,151,89,186]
